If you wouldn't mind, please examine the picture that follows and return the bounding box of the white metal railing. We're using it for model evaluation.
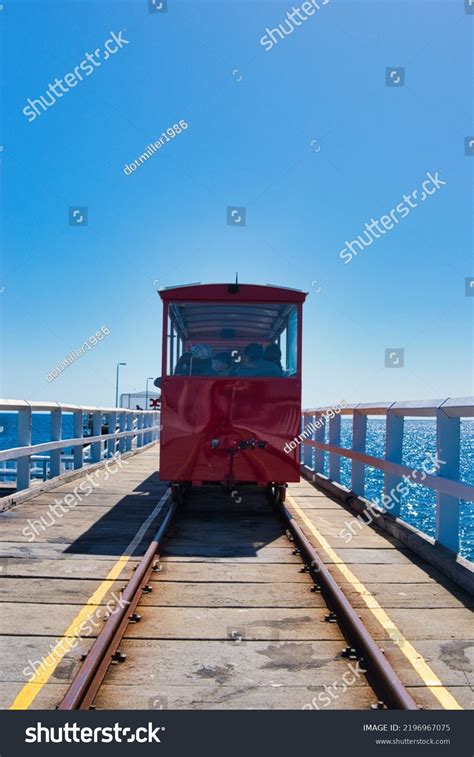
[0,400,160,493]
[300,397,474,555]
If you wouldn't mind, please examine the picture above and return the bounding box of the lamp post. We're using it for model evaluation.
[115,362,127,407]
[145,376,154,411]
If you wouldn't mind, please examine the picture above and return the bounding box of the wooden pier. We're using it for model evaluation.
[0,446,472,711]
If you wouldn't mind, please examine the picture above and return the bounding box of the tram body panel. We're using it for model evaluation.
[160,376,301,483]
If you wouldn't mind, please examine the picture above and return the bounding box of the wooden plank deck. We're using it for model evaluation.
[286,479,474,710]
[0,448,472,711]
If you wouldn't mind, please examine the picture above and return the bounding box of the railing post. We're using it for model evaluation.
[435,407,460,553]
[303,413,315,470]
[384,409,404,516]
[351,409,367,496]
[301,414,310,468]
[73,410,83,470]
[126,412,133,452]
[137,413,144,448]
[107,412,117,458]
[17,404,32,491]
[50,405,62,478]
[314,412,325,475]
[119,411,127,454]
[91,411,102,463]
[143,414,148,446]
[311,413,317,471]
[328,413,341,483]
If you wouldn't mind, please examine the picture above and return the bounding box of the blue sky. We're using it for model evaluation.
[1,0,472,407]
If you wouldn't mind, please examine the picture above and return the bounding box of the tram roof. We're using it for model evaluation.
[158,283,307,303]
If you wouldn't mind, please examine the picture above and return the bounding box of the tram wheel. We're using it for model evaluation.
[275,484,286,505]
[171,483,184,505]
[268,483,286,506]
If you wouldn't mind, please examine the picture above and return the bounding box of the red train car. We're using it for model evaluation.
[158,282,306,502]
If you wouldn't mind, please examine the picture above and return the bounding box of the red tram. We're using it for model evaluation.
[158,282,307,503]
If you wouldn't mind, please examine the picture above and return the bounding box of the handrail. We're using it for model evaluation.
[299,396,474,555]
[0,428,161,463]
[304,398,474,417]
[0,399,139,413]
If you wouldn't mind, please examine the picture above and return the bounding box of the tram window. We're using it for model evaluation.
[166,303,299,377]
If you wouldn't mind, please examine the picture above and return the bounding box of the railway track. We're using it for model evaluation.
[58,485,418,711]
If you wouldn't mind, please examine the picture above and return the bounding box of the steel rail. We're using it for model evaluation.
[59,487,417,710]
[58,500,177,710]
[276,500,419,710]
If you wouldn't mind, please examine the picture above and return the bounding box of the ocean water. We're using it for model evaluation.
[0,413,75,449]
[0,413,77,480]
[0,413,473,561]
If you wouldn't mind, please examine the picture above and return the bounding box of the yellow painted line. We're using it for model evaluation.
[9,556,130,710]
[9,489,170,710]
[287,494,462,710]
